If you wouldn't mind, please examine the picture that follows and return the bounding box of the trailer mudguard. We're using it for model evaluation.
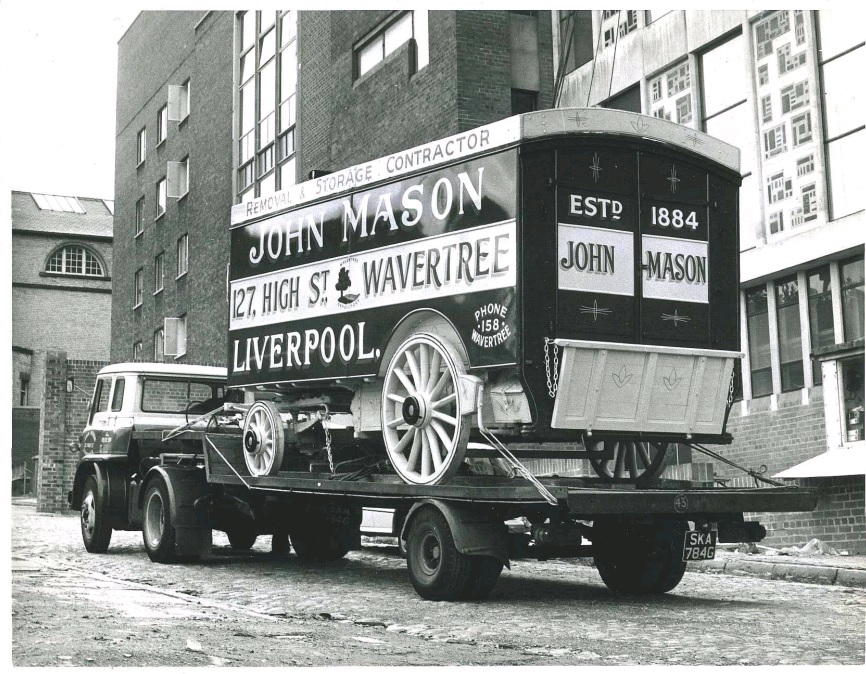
[401,499,510,568]
[140,465,212,557]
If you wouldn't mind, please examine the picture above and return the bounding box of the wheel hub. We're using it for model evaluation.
[244,428,261,453]
[402,395,430,428]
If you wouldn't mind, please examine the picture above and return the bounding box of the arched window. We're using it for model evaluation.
[45,245,105,277]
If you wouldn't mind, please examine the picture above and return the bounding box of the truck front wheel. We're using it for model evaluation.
[592,517,688,595]
[80,476,112,553]
[142,477,177,563]
[406,507,473,601]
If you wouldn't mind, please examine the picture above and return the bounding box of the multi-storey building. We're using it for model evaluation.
[554,9,864,552]
[112,10,554,367]
[11,190,114,494]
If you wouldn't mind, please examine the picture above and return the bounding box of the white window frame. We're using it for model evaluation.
[156,178,167,219]
[135,197,144,237]
[164,316,187,358]
[168,80,190,122]
[134,268,143,309]
[354,10,429,80]
[157,105,168,144]
[167,157,189,199]
[136,127,147,166]
[176,234,189,279]
[154,252,164,294]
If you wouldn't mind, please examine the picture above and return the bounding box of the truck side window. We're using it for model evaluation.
[90,377,111,422]
[110,378,126,412]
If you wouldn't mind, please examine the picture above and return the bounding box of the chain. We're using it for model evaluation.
[726,365,736,407]
[543,337,559,398]
[321,410,334,475]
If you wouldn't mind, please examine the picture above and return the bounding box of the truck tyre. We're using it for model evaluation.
[461,555,503,600]
[226,526,258,551]
[142,477,177,563]
[271,527,291,556]
[592,518,688,595]
[80,475,112,553]
[406,507,472,601]
[290,528,351,561]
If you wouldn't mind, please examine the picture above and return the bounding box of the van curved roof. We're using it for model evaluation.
[97,362,227,378]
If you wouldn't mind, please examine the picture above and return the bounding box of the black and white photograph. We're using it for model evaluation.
[3,5,865,667]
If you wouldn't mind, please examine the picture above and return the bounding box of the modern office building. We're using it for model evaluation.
[11,190,114,494]
[554,9,864,551]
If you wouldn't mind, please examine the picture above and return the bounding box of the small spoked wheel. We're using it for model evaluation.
[588,439,671,483]
[242,401,285,477]
[382,334,469,485]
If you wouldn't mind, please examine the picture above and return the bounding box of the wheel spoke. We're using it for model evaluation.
[430,419,453,452]
[614,442,626,479]
[386,393,405,404]
[425,427,443,471]
[385,416,405,429]
[426,351,442,394]
[627,442,640,478]
[394,367,416,397]
[392,426,417,456]
[431,392,456,410]
[432,410,457,426]
[405,350,422,390]
[406,430,422,472]
[421,431,431,477]
[637,442,651,468]
[419,343,429,390]
[428,369,450,400]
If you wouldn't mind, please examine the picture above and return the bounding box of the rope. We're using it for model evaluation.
[585,11,606,107]
[607,10,621,100]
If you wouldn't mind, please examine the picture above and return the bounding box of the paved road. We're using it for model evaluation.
[11,501,865,666]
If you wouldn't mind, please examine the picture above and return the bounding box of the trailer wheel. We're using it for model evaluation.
[80,476,112,553]
[406,507,473,600]
[290,528,351,561]
[592,518,688,594]
[461,556,504,600]
[382,334,470,485]
[242,401,285,477]
[142,477,177,563]
[588,440,670,483]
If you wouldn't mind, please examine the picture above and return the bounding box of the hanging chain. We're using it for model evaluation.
[544,337,559,399]
[320,407,334,474]
[726,365,736,407]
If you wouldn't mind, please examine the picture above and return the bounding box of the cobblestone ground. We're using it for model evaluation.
[11,501,866,666]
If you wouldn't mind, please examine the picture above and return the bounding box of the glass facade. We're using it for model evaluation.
[775,276,804,391]
[746,286,772,397]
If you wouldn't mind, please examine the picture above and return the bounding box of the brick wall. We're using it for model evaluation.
[35,351,108,513]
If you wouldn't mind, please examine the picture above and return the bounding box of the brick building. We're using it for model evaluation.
[554,9,864,551]
[111,9,553,365]
[11,190,114,497]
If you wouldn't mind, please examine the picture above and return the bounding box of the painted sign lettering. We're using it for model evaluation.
[557,224,634,296]
[642,234,709,303]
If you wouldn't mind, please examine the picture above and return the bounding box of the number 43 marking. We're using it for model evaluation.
[651,206,699,230]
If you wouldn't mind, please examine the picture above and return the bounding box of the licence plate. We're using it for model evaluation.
[682,530,716,561]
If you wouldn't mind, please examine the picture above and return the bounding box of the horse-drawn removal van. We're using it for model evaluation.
[70,109,816,600]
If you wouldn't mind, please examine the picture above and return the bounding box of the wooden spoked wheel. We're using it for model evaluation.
[382,334,469,485]
[242,401,285,477]
[588,439,670,483]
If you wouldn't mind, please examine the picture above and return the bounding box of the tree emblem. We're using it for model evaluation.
[336,266,359,305]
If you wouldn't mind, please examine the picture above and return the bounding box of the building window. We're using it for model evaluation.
[354,10,429,80]
[154,252,164,294]
[841,255,865,342]
[841,356,865,443]
[136,127,147,165]
[775,276,804,392]
[157,105,168,144]
[701,33,758,244]
[754,10,790,60]
[32,193,86,213]
[19,375,29,406]
[156,178,167,218]
[791,112,813,147]
[154,328,165,362]
[167,156,189,198]
[746,285,772,397]
[557,11,593,76]
[818,10,865,221]
[133,341,143,362]
[176,234,189,278]
[165,316,188,358]
[511,89,538,115]
[807,265,834,385]
[134,268,143,308]
[135,197,144,236]
[602,84,641,113]
[45,245,105,277]
[168,80,190,122]
[237,10,301,202]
